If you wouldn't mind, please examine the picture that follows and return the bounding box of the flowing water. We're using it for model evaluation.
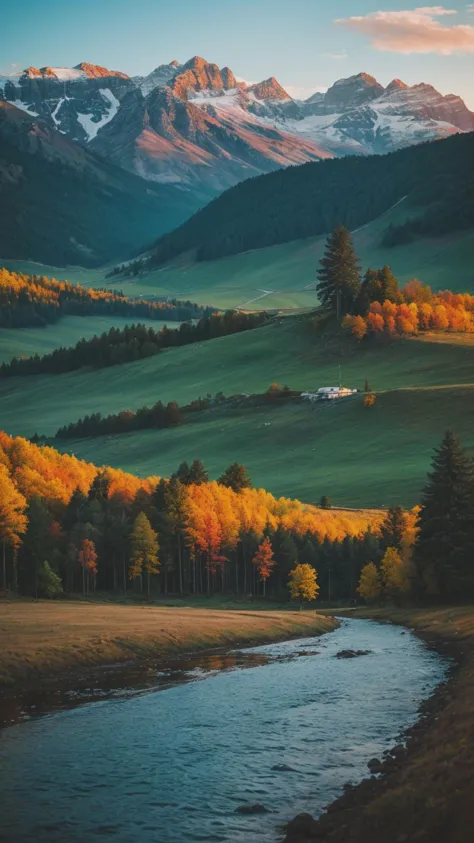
[0,618,447,843]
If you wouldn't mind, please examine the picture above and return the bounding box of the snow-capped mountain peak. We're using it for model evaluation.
[1,55,473,196]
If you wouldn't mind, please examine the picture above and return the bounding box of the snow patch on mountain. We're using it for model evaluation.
[49,67,87,81]
[77,89,120,141]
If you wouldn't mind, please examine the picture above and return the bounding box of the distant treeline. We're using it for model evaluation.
[148,132,473,265]
[0,268,213,328]
[54,384,298,440]
[0,311,269,377]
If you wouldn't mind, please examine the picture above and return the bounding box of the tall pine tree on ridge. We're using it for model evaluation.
[316,225,361,317]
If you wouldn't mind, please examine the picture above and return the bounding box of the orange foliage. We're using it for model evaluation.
[344,285,474,340]
[0,432,158,507]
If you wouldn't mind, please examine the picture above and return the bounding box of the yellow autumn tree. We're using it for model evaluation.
[357,562,382,603]
[381,547,410,601]
[288,563,319,605]
[0,464,28,590]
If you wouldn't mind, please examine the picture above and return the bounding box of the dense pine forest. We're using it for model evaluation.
[1,429,473,604]
[149,132,473,265]
[0,268,213,328]
[0,310,268,377]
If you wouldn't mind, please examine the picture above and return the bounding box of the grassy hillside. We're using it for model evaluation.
[2,316,474,437]
[4,200,473,312]
[1,314,474,507]
[55,386,474,508]
[0,315,179,365]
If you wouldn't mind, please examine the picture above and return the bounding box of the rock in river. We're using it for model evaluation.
[335,649,372,659]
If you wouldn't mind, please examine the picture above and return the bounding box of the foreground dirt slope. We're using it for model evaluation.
[0,601,336,690]
[285,607,474,843]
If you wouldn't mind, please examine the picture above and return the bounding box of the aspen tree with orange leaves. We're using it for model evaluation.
[78,538,98,595]
[252,537,275,597]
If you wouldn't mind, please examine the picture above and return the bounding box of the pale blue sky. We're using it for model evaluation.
[1,1,474,105]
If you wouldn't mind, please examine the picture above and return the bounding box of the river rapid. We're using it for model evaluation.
[0,618,447,843]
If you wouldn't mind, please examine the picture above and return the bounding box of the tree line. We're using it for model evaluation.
[2,429,472,605]
[54,384,297,441]
[148,132,472,265]
[0,430,383,602]
[0,268,213,329]
[0,311,268,378]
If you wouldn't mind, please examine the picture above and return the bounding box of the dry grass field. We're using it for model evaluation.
[0,600,337,688]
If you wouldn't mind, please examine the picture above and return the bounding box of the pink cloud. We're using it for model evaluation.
[335,6,474,54]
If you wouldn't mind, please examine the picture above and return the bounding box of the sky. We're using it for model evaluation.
[1,1,474,106]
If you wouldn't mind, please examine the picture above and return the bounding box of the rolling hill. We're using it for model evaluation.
[1,314,474,508]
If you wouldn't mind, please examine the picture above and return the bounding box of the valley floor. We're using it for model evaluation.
[0,599,336,692]
[285,605,474,843]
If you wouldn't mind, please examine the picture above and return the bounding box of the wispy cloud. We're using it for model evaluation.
[335,6,474,54]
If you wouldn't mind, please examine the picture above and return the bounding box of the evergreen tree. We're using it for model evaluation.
[20,497,54,595]
[378,265,399,302]
[316,225,361,317]
[415,431,474,600]
[219,463,252,493]
[88,470,110,502]
[188,459,209,485]
[380,505,406,552]
[174,461,192,485]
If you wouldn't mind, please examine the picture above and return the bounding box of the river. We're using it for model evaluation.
[0,618,447,843]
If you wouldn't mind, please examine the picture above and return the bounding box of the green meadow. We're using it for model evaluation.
[4,202,474,312]
[1,311,474,507]
[55,386,474,509]
[2,316,474,438]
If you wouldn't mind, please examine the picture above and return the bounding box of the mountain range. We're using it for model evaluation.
[2,56,473,195]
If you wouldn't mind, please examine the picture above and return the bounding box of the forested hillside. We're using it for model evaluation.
[0,268,212,328]
[150,132,474,265]
[0,430,382,601]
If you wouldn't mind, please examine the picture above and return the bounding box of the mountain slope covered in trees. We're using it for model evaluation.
[0,102,202,266]
[150,131,474,265]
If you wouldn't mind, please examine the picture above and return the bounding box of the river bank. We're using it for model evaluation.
[0,599,337,695]
[284,606,474,843]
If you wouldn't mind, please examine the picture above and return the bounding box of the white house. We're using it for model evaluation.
[301,386,357,402]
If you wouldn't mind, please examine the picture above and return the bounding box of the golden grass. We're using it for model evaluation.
[0,600,337,689]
